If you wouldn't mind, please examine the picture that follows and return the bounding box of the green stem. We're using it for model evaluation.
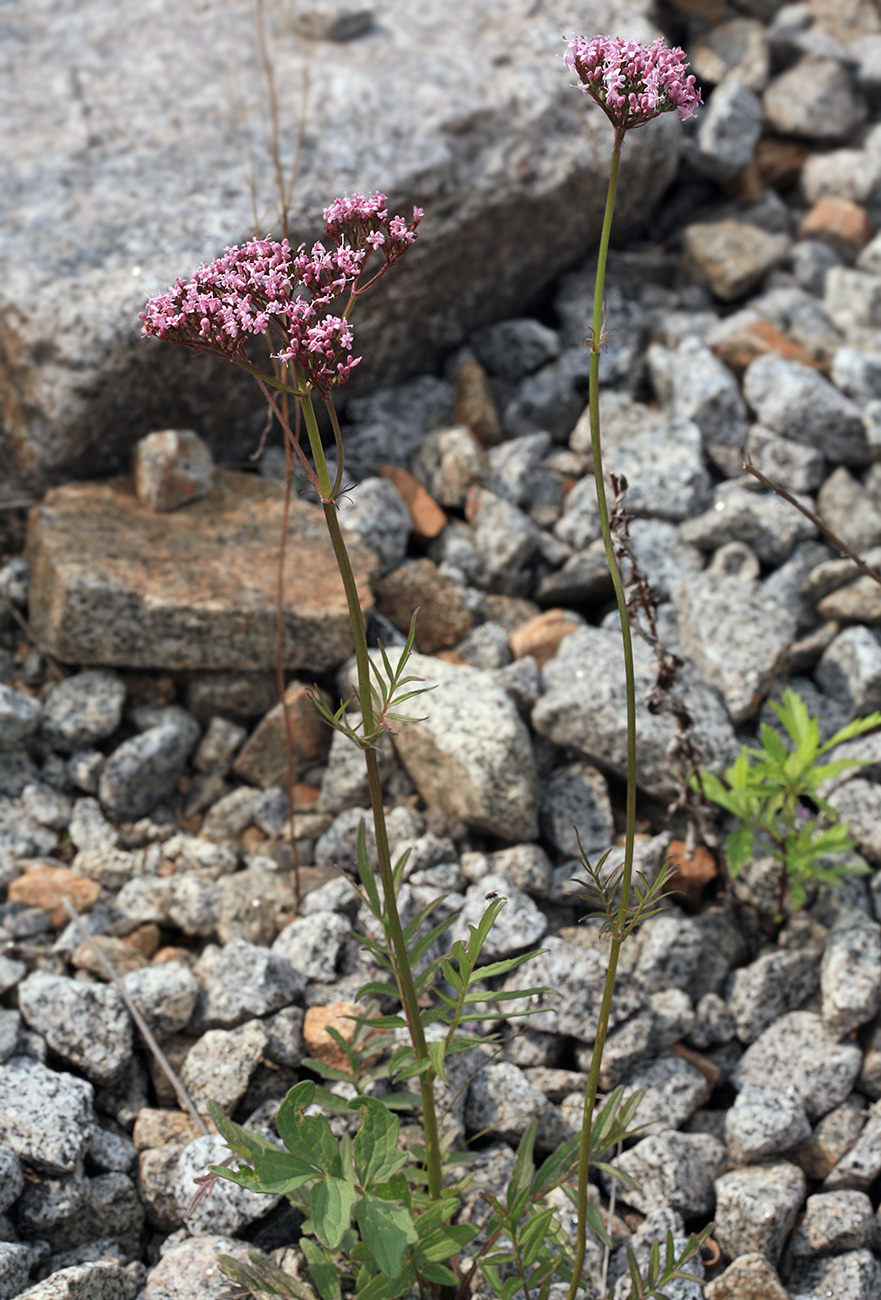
[298,391,444,1204]
[566,128,640,1300]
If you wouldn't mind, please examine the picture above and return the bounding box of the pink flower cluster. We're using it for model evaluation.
[140,193,422,396]
[565,35,701,132]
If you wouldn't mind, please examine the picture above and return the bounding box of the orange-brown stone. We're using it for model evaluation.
[711,318,824,379]
[380,465,447,541]
[232,681,332,789]
[374,558,473,654]
[509,608,580,669]
[132,1107,213,1149]
[798,196,874,258]
[304,1001,373,1075]
[452,358,503,448]
[26,471,377,671]
[8,863,101,926]
[665,839,718,908]
[123,923,161,959]
[72,934,149,978]
[755,138,811,189]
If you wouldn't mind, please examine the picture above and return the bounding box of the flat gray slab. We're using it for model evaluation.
[0,0,679,493]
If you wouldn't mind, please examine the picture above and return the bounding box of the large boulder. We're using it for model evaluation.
[0,0,680,493]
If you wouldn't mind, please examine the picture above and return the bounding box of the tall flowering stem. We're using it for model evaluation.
[139,193,447,1200]
[563,36,700,1300]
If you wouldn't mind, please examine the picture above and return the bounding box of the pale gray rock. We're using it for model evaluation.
[349,649,538,841]
[464,1061,571,1150]
[198,786,262,840]
[763,58,866,140]
[175,1133,280,1235]
[533,624,735,799]
[0,802,58,860]
[456,620,512,670]
[180,1021,269,1114]
[743,354,869,464]
[21,782,72,832]
[607,1131,725,1216]
[18,971,132,1086]
[166,875,222,937]
[66,750,105,795]
[821,911,881,1034]
[272,912,350,985]
[539,760,613,860]
[725,1085,812,1164]
[625,517,704,602]
[192,717,246,776]
[98,723,191,821]
[735,1011,862,1120]
[0,686,41,750]
[141,1233,261,1300]
[451,875,547,959]
[68,796,119,852]
[832,346,881,406]
[0,1057,94,1173]
[790,1190,874,1257]
[825,267,881,335]
[317,718,393,815]
[465,488,543,592]
[855,35,881,103]
[792,237,842,296]
[827,779,881,863]
[134,428,214,513]
[552,475,601,550]
[502,935,642,1044]
[817,466,881,554]
[714,1161,806,1263]
[674,571,797,724]
[689,992,736,1049]
[40,672,126,753]
[487,431,552,507]
[824,1100,881,1190]
[694,80,763,182]
[788,1249,881,1300]
[121,963,200,1039]
[727,948,821,1044]
[679,481,816,566]
[802,142,881,209]
[263,1004,305,1069]
[198,938,302,1027]
[12,1260,142,1300]
[0,1241,35,1300]
[816,627,881,714]
[635,912,703,993]
[744,424,825,494]
[410,426,489,509]
[337,476,411,573]
[619,1056,712,1136]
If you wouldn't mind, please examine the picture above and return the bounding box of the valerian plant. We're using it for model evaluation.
[698,688,881,914]
[142,34,712,1300]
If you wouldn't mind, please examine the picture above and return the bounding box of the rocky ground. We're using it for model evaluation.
[6,2,881,1299]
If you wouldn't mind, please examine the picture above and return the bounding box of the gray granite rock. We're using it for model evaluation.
[827,779,881,863]
[714,1161,806,1263]
[832,346,881,406]
[337,477,411,574]
[821,911,881,1034]
[539,760,613,860]
[725,1084,811,1164]
[735,1011,862,1120]
[352,649,539,841]
[272,912,351,985]
[608,1131,726,1216]
[816,627,881,713]
[0,1146,23,1216]
[464,1061,571,1150]
[826,267,881,335]
[98,724,191,821]
[679,481,816,566]
[824,1099,881,1190]
[502,353,585,440]
[121,963,200,1040]
[625,517,704,602]
[21,782,72,832]
[743,354,869,464]
[788,1249,881,1300]
[501,935,642,1044]
[18,971,132,1086]
[465,488,543,592]
[472,319,561,382]
[763,58,866,141]
[191,717,246,777]
[87,1126,137,1174]
[673,570,798,724]
[744,424,826,494]
[196,939,303,1030]
[619,1056,712,1136]
[0,1241,35,1300]
[669,337,749,452]
[0,686,41,750]
[488,432,553,507]
[2,0,680,496]
[0,1057,94,1173]
[727,948,821,1044]
[451,875,547,960]
[40,673,126,754]
[533,624,735,799]
[792,237,843,296]
[175,1133,280,1235]
[817,466,881,554]
[694,79,763,183]
[180,1020,269,1114]
[68,796,119,852]
[134,428,214,514]
[790,1190,874,1257]
[796,1095,869,1181]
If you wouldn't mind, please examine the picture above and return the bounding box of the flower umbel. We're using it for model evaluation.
[565,34,701,132]
[139,192,422,397]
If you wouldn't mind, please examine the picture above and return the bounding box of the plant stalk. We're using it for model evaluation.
[566,127,640,1300]
[298,391,444,1204]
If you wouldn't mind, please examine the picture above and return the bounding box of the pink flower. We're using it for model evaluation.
[565,35,701,131]
[140,192,421,397]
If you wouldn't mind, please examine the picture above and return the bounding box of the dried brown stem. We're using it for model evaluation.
[743,457,881,588]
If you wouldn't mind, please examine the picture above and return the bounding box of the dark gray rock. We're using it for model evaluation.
[86,1126,136,1174]
[197,939,303,1029]
[18,971,132,1086]
[472,319,561,382]
[788,1249,881,1300]
[98,723,191,821]
[539,760,613,860]
[694,80,763,182]
[0,1147,23,1216]
[337,477,411,574]
[0,1241,35,1300]
[464,1061,571,1150]
[0,686,41,750]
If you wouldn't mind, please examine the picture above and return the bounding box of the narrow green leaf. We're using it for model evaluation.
[301,1238,342,1300]
[356,819,381,914]
[416,1222,480,1262]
